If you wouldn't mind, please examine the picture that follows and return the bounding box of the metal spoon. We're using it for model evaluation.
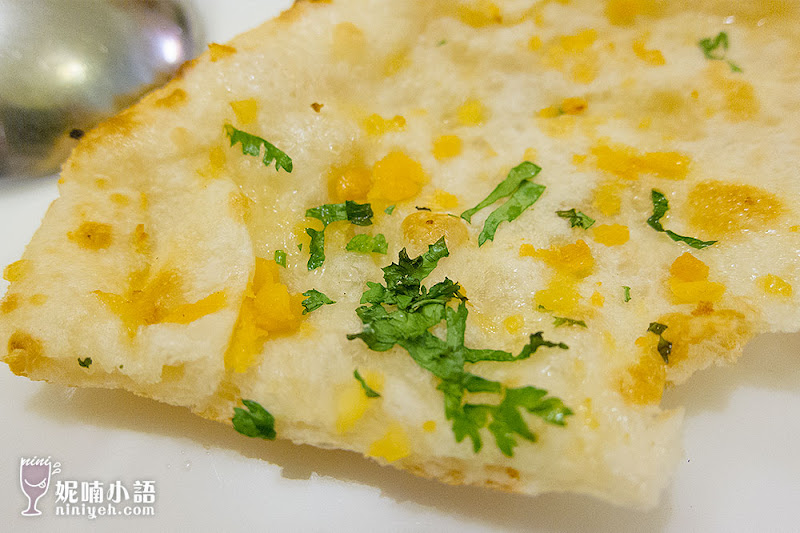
[0,0,203,178]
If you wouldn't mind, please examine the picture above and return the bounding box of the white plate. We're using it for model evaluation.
[2,2,799,531]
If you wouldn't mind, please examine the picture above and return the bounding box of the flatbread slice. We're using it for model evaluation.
[2,0,799,508]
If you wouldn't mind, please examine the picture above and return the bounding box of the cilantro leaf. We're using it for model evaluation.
[302,289,335,314]
[698,31,742,72]
[348,241,571,456]
[353,369,381,398]
[385,205,396,214]
[647,322,672,363]
[478,181,546,246]
[623,286,631,302]
[274,250,287,267]
[78,357,92,368]
[232,399,276,440]
[346,234,388,254]
[306,228,325,270]
[553,316,587,328]
[647,190,717,250]
[306,201,374,227]
[461,161,542,222]
[556,208,595,229]
[223,124,292,172]
[305,201,375,269]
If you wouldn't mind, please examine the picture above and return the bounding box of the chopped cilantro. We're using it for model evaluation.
[437,39,447,46]
[348,238,571,456]
[232,400,276,440]
[698,31,742,73]
[623,286,631,302]
[461,162,546,246]
[78,357,92,368]
[297,243,303,251]
[353,369,381,398]
[306,228,325,270]
[274,250,287,267]
[384,205,396,215]
[553,316,587,328]
[647,190,717,250]
[346,234,388,254]
[556,208,595,229]
[647,322,672,363]
[305,201,374,269]
[306,200,374,227]
[223,124,292,172]
[301,289,335,314]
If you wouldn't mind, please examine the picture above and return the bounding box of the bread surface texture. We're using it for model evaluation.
[3,0,800,509]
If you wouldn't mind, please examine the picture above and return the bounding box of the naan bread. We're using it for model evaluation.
[2,0,799,508]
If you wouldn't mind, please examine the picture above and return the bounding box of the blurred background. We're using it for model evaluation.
[0,0,290,179]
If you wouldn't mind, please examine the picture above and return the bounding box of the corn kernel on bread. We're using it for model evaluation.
[2,0,800,509]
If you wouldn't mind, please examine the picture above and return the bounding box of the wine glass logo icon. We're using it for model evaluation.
[19,457,59,517]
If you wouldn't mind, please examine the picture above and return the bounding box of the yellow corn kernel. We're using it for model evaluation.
[433,190,459,209]
[561,97,588,115]
[590,184,620,218]
[363,114,406,136]
[422,420,436,432]
[758,274,793,297]
[327,160,372,202]
[3,260,30,282]
[720,76,760,122]
[68,222,112,250]
[522,240,595,278]
[528,36,543,51]
[669,279,726,304]
[252,280,304,333]
[432,135,462,160]
[1,294,20,314]
[198,146,227,180]
[161,291,227,324]
[687,180,781,237]
[503,314,524,334]
[619,338,666,405]
[369,423,411,463]
[402,211,468,247]
[456,1,502,27]
[591,143,690,180]
[253,257,281,294]
[590,291,605,307]
[457,99,487,126]
[369,151,428,204]
[5,331,44,377]
[230,99,258,125]
[790,225,799,232]
[336,382,370,433]
[605,0,658,26]
[208,43,236,61]
[632,34,665,66]
[523,148,538,161]
[559,29,598,53]
[670,253,709,282]
[534,279,582,316]
[592,224,629,246]
[225,301,268,373]
[110,193,130,206]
